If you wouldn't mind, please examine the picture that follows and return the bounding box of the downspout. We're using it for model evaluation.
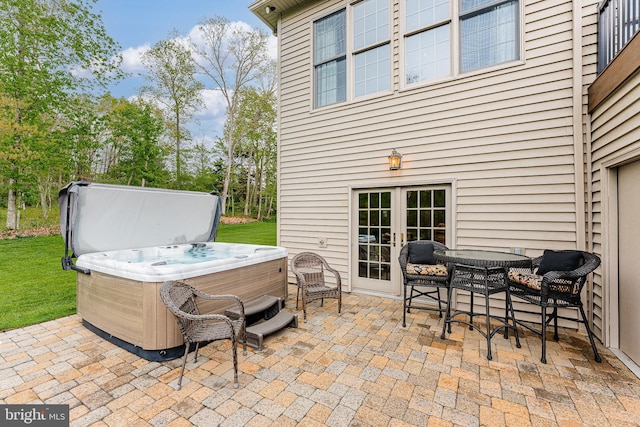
[572,0,586,251]
[275,14,283,249]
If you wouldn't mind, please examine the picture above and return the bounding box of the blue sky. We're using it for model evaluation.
[94,0,274,142]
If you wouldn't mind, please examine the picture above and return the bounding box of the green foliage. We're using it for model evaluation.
[0,3,277,225]
[0,0,123,228]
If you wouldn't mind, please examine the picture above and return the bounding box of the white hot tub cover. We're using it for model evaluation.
[59,181,222,267]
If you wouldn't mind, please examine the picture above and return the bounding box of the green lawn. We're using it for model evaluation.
[0,221,277,331]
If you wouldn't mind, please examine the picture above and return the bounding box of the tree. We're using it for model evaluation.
[141,33,203,188]
[191,16,270,214]
[0,0,122,229]
[234,84,277,219]
[103,96,168,187]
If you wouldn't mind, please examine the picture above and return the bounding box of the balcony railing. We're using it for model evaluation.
[598,0,640,73]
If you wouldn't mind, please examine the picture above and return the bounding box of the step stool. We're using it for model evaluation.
[225,294,298,350]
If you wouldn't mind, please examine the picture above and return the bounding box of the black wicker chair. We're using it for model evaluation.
[160,281,247,389]
[398,240,450,327]
[507,250,601,363]
[290,252,342,322]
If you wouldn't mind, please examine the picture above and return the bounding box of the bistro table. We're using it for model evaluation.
[434,249,532,360]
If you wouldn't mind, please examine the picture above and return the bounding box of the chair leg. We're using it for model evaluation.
[193,342,200,362]
[231,338,239,389]
[469,291,475,330]
[241,325,247,356]
[578,305,602,363]
[437,288,443,318]
[440,285,454,339]
[296,286,300,310]
[302,295,307,323]
[541,306,548,364]
[402,284,408,327]
[506,290,520,348]
[552,305,560,341]
[177,341,190,390]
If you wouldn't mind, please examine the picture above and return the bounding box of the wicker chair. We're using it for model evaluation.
[398,240,450,327]
[160,281,247,389]
[507,250,601,364]
[290,252,342,322]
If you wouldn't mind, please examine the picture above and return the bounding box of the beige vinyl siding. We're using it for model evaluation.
[590,72,640,338]
[277,0,598,295]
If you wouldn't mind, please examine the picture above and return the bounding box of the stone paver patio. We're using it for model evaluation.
[2,285,640,426]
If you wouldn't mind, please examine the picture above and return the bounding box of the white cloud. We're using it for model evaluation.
[120,44,150,73]
[198,89,227,118]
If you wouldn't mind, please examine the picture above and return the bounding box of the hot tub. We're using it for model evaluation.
[59,182,288,360]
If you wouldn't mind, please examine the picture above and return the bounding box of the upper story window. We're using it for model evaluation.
[353,0,391,97]
[314,10,347,108]
[314,1,391,108]
[314,0,520,106]
[405,0,451,84]
[460,0,519,72]
[403,0,519,86]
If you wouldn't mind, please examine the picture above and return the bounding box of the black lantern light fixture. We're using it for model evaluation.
[388,149,402,170]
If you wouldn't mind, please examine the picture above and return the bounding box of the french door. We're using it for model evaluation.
[352,186,451,295]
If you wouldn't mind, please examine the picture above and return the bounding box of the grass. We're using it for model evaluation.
[0,220,277,331]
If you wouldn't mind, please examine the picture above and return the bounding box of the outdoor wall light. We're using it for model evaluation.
[388,149,402,170]
[265,6,276,14]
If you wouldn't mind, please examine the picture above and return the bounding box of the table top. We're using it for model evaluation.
[433,249,532,268]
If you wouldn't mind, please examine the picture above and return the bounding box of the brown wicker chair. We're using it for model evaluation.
[398,240,451,327]
[507,250,601,364]
[160,280,247,389]
[290,252,342,322]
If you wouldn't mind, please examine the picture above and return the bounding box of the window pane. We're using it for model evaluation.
[315,10,346,107]
[461,0,496,13]
[315,10,346,62]
[461,1,517,72]
[406,24,450,84]
[315,58,346,107]
[406,0,449,32]
[354,0,389,50]
[355,44,390,97]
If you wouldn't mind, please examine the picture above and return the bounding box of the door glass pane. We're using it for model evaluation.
[407,190,417,208]
[406,187,447,245]
[358,190,392,281]
[434,189,445,207]
[359,193,368,208]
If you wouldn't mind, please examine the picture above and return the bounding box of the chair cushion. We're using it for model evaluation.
[406,263,448,277]
[508,270,543,291]
[537,250,582,275]
[408,243,436,265]
[508,270,576,295]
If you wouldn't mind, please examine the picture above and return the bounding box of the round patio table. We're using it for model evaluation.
[434,249,532,360]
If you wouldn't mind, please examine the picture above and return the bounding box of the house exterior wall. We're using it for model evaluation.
[589,69,640,341]
[273,0,602,327]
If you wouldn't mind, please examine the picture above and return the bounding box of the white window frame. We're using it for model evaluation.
[400,0,521,89]
[312,1,393,110]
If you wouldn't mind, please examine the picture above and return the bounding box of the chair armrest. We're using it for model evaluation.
[325,265,342,288]
[190,290,245,318]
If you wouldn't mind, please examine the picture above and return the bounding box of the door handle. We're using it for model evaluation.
[401,233,405,246]
[392,233,396,247]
